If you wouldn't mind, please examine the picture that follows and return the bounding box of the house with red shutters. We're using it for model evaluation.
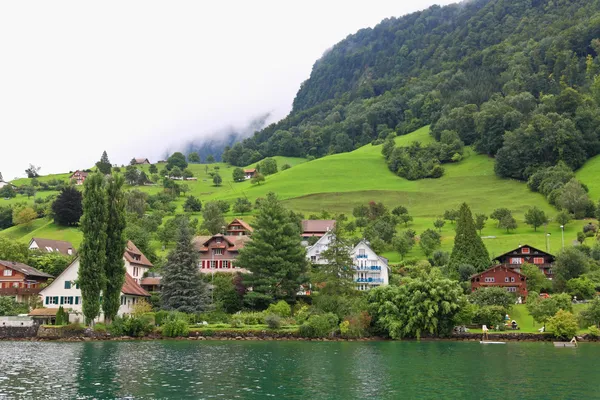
[194,234,251,273]
[225,218,253,236]
[493,244,555,279]
[0,260,53,303]
[471,265,528,299]
[70,170,89,185]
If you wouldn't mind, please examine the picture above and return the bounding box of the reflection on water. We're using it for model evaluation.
[0,340,596,399]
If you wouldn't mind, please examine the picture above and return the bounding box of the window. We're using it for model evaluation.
[213,249,223,256]
[484,277,495,283]
[510,258,523,264]
[522,247,530,254]
[133,267,139,277]
[359,249,365,256]
[210,261,217,269]
[511,277,515,282]
[75,283,80,289]
[533,257,545,264]
[3,269,12,276]
[46,296,60,305]
[64,281,71,289]
[507,287,517,292]
[65,296,74,305]
[310,256,316,262]
[505,277,510,283]
[120,296,125,306]
[222,260,229,269]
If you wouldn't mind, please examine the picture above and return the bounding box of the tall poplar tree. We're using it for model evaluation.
[102,175,127,322]
[79,173,107,324]
[449,203,490,272]
[237,192,307,305]
[161,218,209,313]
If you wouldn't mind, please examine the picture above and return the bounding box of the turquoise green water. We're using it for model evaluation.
[0,340,596,399]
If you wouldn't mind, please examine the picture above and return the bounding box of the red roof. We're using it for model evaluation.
[30,237,76,256]
[121,273,150,297]
[301,220,336,234]
[124,241,153,268]
[227,218,254,233]
[0,260,53,279]
[243,169,256,173]
[470,265,527,279]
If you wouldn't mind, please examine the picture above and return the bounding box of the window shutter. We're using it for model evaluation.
[60,296,64,305]
[54,296,58,304]
[45,296,49,305]
[75,296,79,305]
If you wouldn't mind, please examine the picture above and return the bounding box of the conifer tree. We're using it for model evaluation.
[449,203,490,272]
[161,218,209,313]
[96,151,112,175]
[102,175,127,323]
[315,223,355,295]
[79,173,107,324]
[237,192,307,304]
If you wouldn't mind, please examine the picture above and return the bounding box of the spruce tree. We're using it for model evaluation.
[79,173,107,324]
[449,203,490,272]
[237,192,307,304]
[96,151,112,175]
[102,175,127,323]
[161,218,209,313]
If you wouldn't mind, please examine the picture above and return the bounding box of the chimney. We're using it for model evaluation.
[67,248,73,255]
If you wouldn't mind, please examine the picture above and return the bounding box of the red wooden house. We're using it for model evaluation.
[70,170,89,185]
[471,265,528,299]
[0,260,53,303]
[494,244,555,279]
[225,218,253,236]
[193,234,251,273]
[243,169,257,180]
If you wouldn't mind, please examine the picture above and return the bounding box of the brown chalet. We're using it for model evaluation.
[194,234,250,273]
[494,244,555,279]
[70,170,88,185]
[226,218,253,236]
[243,169,257,180]
[133,158,150,165]
[471,265,528,299]
[28,237,76,256]
[0,260,53,302]
[301,219,336,239]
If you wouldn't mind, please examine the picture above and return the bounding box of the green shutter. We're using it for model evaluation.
[64,281,71,289]
[60,296,64,305]
[75,296,79,305]
[45,296,49,305]
[54,296,58,304]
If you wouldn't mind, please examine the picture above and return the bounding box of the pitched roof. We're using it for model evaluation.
[29,308,59,316]
[228,218,254,232]
[0,260,53,278]
[134,158,149,164]
[493,244,554,261]
[70,170,89,178]
[301,220,336,234]
[29,237,76,256]
[140,277,161,286]
[470,265,527,279]
[121,273,151,297]
[124,241,153,268]
[192,234,251,252]
[243,169,256,173]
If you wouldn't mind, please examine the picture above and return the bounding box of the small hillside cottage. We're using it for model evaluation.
[70,170,89,185]
[301,220,336,240]
[471,265,528,299]
[133,158,150,165]
[306,234,389,291]
[0,260,53,303]
[123,241,154,283]
[225,218,253,236]
[194,234,251,273]
[243,169,257,180]
[39,257,150,320]
[494,244,555,279]
[29,237,76,256]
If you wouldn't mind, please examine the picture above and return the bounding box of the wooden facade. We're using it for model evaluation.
[471,265,528,299]
[194,234,250,273]
[494,244,555,278]
[225,218,253,236]
[0,260,53,302]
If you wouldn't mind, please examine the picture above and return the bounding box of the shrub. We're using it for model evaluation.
[109,315,154,337]
[341,312,372,338]
[587,325,600,339]
[238,312,265,325]
[299,313,339,338]
[473,305,505,327]
[547,310,578,339]
[94,323,107,333]
[265,314,282,329]
[155,310,169,326]
[197,310,229,324]
[62,323,85,333]
[294,305,311,325]
[230,315,244,328]
[266,300,291,317]
[162,319,190,337]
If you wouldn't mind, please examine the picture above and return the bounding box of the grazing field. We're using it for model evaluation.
[577,154,600,202]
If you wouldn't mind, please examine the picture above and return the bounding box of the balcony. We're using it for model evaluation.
[0,287,41,296]
[355,278,384,284]
[354,265,381,271]
[356,254,368,259]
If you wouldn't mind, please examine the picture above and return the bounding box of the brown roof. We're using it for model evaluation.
[0,260,53,278]
[140,277,161,286]
[193,234,251,252]
[29,308,59,316]
[121,273,150,297]
[228,218,253,232]
[230,235,251,251]
[243,169,256,173]
[70,170,89,178]
[301,220,336,234]
[493,244,554,261]
[30,237,76,256]
[124,241,153,268]
[470,265,528,279]
[134,158,149,164]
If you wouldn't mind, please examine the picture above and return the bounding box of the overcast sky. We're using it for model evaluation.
[0,0,455,180]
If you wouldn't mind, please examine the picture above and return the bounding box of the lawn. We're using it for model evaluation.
[576,154,600,201]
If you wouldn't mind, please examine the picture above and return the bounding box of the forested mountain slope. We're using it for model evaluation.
[223,0,600,183]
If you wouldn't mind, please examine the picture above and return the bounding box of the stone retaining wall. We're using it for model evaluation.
[0,324,39,339]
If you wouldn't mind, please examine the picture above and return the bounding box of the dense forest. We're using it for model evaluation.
[222,0,600,183]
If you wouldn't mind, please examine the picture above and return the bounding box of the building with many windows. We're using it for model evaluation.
[194,234,251,273]
[493,244,555,279]
[470,265,528,299]
[0,260,53,303]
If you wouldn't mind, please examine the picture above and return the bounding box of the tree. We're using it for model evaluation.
[521,263,547,293]
[443,209,459,224]
[102,175,127,323]
[433,218,445,232]
[580,297,600,327]
[25,164,41,178]
[558,179,592,218]
[13,207,37,225]
[499,214,517,232]
[0,185,16,199]
[167,152,188,170]
[0,237,29,263]
[129,158,137,166]
[232,168,245,182]
[201,201,226,234]
[182,169,193,180]
[251,173,265,185]
[392,206,408,216]
[555,211,572,227]
[0,297,28,316]
[527,293,572,327]
[524,206,548,231]
[458,264,476,282]
[257,158,278,175]
[566,277,596,299]
[314,224,355,295]
[170,166,182,179]
[183,196,202,212]
[95,151,112,175]
[24,186,36,198]
[213,173,222,186]
[419,229,441,256]
[233,197,252,215]
[490,208,511,227]
[281,163,291,171]
[149,164,158,174]
[52,186,83,226]
[0,206,13,229]
[125,190,148,217]
[474,214,487,235]
[368,269,464,339]
[449,203,490,272]
[470,287,514,311]
[237,192,307,305]
[79,173,107,324]
[397,213,413,227]
[547,310,578,339]
[161,218,210,312]
[392,231,415,259]
[188,152,201,163]
[28,251,72,277]
[554,247,590,285]
[206,155,215,163]
[137,171,149,185]
[124,165,139,185]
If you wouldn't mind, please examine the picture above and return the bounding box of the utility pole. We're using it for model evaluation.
[560,225,565,250]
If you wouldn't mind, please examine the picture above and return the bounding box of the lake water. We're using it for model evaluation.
[0,340,596,399]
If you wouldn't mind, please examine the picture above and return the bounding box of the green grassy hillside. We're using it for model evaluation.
[2,126,592,261]
[577,155,600,202]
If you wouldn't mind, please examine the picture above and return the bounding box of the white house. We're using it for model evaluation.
[29,237,76,256]
[123,241,154,283]
[306,233,390,291]
[39,257,150,321]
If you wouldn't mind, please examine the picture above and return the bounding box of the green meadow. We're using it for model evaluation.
[2,126,595,262]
